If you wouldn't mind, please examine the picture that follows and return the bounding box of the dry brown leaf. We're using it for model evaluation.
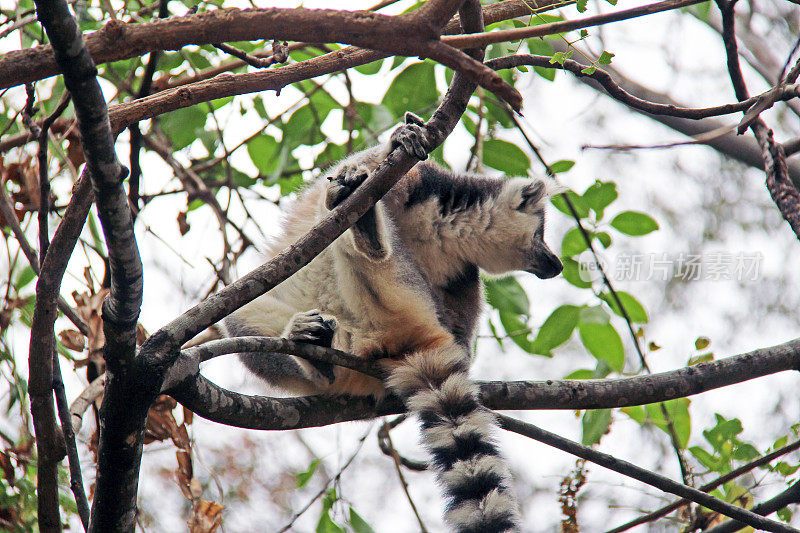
[177,211,190,235]
[58,329,86,352]
[0,451,14,482]
[187,500,224,533]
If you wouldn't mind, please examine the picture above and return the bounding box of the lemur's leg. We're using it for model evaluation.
[231,308,337,395]
[386,340,521,532]
[325,113,432,260]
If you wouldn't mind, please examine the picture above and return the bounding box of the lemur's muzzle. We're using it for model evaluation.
[526,243,563,279]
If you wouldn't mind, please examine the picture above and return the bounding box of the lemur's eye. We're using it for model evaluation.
[517,181,545,211]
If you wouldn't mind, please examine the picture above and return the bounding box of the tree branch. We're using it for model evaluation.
[0,0,554,147]
[165,336,800,430]
[548,40,800,187]
[496,414,799,533]
[26,170,93,533]
[33,0,146,530]
[487,55,800,121]
[607,438,800,532]
[714,0,800,241]
[442,0,706,49]
[1,4,521,109]
[703,482,800,533]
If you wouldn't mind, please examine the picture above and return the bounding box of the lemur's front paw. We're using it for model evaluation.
[325,164,370,210]
[390,112,430,160]
[285,310,338,384]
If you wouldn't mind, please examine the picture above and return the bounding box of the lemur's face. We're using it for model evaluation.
[480,178,563,279]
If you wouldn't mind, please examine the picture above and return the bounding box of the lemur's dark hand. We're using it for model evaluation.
[286,310,337,383]
[391,112,430,160]
[325,165,369,210]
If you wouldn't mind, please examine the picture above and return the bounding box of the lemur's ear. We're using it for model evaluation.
[517,180,546,211]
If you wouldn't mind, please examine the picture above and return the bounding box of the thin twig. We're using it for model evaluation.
[0,169,90,336]
[507,109,693,483]
[276,426,373,533]
[607,437,800,532]
[443,0,706,48]
[212,39,288,69]
[497,414,798,533]
[377,420,429,532]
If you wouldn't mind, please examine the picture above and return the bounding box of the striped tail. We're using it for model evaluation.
[388,345,521,533]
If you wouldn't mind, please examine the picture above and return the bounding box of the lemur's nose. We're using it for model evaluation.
[527,244,563,279]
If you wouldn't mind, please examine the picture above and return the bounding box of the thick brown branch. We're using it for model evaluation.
[0,7,434,89]
[167,336,800,430]
[1,4,522,109]
[0,0,551,147]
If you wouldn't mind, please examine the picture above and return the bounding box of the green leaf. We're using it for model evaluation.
[484,98,513,128]
[160,106,207,150]
[690,446,725,471]
[598,51,615,65]
[531,304,580,354]
[527,38,556,81]
[482,139,530,176]
[564,369,594,380]
[579,305,609,325]
[484,276,529,315]
[499,310,535,353]
[582,409,612,445]
[777,507,793,523]
[688,352,714,366]
[247,135,280,175]
[610,211,659,236]
[551,191,590,218]
[578,321,624,371]
[354,59,383,75]
[278,174,304,196]
[561,258,593,289]
[695,336,711,350]
[14,266,35,290]
[283,104,326,147]
[549,160,574,174]
[316,512,345,533]
[773,436,789,450]
[663,399,692,448]
[595,231,612,248]
[580,66,596,75]
[210,96,233,111]
[561,227,588,257]
[349,508,376,533]
[576,0,588,11]
[382,61,438,118]
[296,458,321,488]
[622,405,646,424]
[732,443,760,462]
[694,0,712,19]
[353,103,395,137]
[703,415,743,453]
[582,181,617,219]
[599,291,648,323]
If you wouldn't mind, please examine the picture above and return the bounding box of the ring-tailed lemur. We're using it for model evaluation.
[205,114,562,532]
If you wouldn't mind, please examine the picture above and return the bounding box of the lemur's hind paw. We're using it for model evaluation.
[285,310,338,384]
[391,113,430,160]
[325,164,370,210]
